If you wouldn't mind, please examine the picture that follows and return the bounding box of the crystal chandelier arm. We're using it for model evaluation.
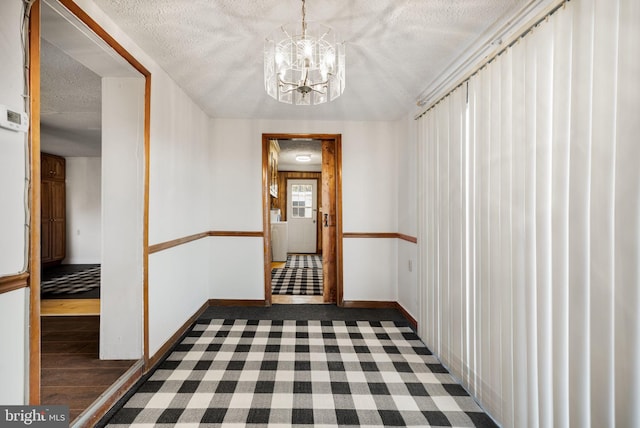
[306,77,332,87]
[277,76,301,88]
[279,85,327,96]
[309,86,328,95]
[280,26,292,40]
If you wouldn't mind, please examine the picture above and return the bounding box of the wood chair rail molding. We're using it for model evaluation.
[0,272,30,294]
[149,231,265,254]
[343,232,418,243]
[149,230,417,254]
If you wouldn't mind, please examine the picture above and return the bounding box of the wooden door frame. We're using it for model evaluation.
[262,134,343,305]
[28,0,151,403]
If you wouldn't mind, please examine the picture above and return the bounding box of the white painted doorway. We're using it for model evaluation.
[287,179,317,253]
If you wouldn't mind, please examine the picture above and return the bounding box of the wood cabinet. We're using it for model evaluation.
[41,153,66,265]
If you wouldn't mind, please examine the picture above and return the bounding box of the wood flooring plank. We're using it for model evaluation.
[39,315,137,425]
[41,353,134,369]
[272,294,325,304]
[41,299,100,316]
[41,331,101,342]
[41,367,128,387]
[42,386,111,408]
[41,341,99,354]
[41,315,100,332]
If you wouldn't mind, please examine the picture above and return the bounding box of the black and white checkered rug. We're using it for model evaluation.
[106,319,496,427]
[41,266,101,295]
[272,268,323,295]
[285,254,323,269]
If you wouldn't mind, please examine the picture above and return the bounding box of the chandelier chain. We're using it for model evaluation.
[301,0,307,38]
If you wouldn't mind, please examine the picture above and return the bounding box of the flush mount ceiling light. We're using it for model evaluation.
[296,154,312,162]
[264,0,345,105]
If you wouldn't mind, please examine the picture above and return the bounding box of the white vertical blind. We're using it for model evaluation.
[416,0,640,426]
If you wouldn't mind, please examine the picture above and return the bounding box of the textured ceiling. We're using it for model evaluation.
[40,0,141,157]
[40,39,103,157]
[92,0,528,121]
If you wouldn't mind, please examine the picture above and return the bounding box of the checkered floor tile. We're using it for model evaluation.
[285,254,323,269]
[41,266,101,295]
[272,268,323,295]
[106,319,496,427]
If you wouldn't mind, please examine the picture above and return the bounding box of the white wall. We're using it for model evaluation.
[64,157,101,264]
[0,288,28,405]
[397,113,418,318]
[0,1,28,276]
[69,0,212,359]
[149,239,209,356]
[209,237,265,300]
[343,239,397,301]
[0,0,30,404]
[147,69,211,354]
[209,118,403,302]
[147,71,211,245]
[100,77,145,359]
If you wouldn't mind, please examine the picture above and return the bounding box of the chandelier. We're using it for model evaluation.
[264,0,345,105]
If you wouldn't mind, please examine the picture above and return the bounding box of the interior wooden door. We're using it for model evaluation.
[41,181,52,263]
[49,180,66,261]
[40,153,66,265]
[321,140,337,303]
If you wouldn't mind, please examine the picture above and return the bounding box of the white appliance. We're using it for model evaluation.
[270,208,281,223]
[271,221,288,262]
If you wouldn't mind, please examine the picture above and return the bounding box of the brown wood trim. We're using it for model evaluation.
[397,233,418,244]
[142,73,152,373]
[148,232,209,254]
[262,137,273,306]
[343,232,398,239]
[148,231,265,255]
[0,272,29,294]
[209,299,269,307]
[28,0,42,405]
[343,232,418,243]
[208,231,264,237]
[273,171,322,253]
[335,135,344,306]
[341,301,418,330]
[341,300,398,309]
[75,363,144,428]
[146,301,209,370]
[262,133,347,140]
[57,0,150,77]
[394,302,418,330]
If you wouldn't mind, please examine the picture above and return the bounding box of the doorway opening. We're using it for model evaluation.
[29,0,151,420]
[262,134,343,306]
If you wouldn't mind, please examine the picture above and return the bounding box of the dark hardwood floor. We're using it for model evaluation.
[41,316,135,422]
